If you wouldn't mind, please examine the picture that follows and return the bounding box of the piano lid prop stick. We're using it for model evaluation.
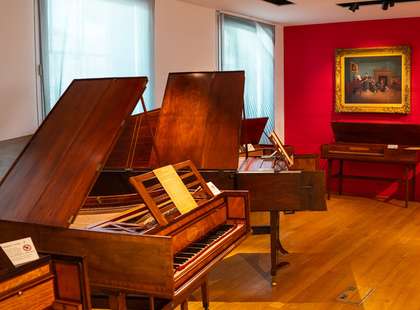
[140,95,161,166]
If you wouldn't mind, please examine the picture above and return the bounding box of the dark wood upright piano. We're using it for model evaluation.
[0,77,250,310]
[321,122,420,207]
[90,71,327,279]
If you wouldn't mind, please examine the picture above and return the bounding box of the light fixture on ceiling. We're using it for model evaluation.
[262,0,295,6]
[349,2,360,11]
[338,0,420,12]
[382,0,395,10]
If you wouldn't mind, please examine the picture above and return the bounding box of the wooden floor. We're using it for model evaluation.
[188,195,420,310]
[3,137,420,309]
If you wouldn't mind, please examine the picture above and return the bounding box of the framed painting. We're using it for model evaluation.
[335,46,411,114]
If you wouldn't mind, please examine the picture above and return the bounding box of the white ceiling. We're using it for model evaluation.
[180,0,420,25]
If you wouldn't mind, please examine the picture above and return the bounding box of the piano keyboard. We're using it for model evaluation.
[173,224,234,271]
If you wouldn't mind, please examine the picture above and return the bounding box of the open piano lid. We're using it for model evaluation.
[0,77,148,227]
[150,71,245,170]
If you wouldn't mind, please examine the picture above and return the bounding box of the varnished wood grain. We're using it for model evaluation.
[0,278,55,309]
[0,135,31,181]
[236,169,326,212]
[105,109,160,170]
[0,221,175,298]
[0,78,148,227]
[151,71,245,169]
[187,195,420,310]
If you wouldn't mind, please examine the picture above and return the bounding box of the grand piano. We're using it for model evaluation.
[90,71,327,279]
[0,77,250,310]
[321,122,420,207]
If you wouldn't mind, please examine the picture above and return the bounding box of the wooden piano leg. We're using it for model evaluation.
[327,159,332,200]
[201,280,209,310]
[108,292,127,310]
[270,211,289,285]
[181,300,189,310]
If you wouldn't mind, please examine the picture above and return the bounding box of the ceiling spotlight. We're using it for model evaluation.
[382,0,391,10]
[339,0,420,12]
[349,2,359,12]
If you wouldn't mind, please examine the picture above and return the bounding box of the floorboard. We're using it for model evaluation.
[189,195,420,310]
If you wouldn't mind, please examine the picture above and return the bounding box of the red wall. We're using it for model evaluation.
[284,17,420,199]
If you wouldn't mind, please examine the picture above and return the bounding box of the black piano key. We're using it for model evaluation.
[184,247,201,253]
[177,252,195,258]
[174,257,189,264]
[191,242,207,248]
[173,224,236,270]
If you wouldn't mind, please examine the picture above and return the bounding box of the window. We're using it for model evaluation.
[38,0,154,115]
[219,13,275,143]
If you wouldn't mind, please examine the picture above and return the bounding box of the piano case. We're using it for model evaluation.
[0,77,250,307]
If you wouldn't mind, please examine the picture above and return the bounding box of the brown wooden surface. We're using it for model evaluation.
[129,160,214,227]
[291,154,320,171]
[150,71,245,169]
[332,121,420,145]
[53,300,83,310]
[240,117,269,145]
[321,142,420,164]
[188,195,420,310]
[47,253,91,309]
[105,109,160,170]
[0,221,175,298]
[235,170,326,212]
[0,257,58,309]
[0,278,55,309]
[0,77,148,227]
[0,259,51,296]
[0,135,31,181]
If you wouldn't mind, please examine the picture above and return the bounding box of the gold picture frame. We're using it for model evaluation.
[335,46,411,114]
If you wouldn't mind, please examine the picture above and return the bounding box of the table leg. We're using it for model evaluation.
[327,159,332,200]
[338,160,344,195]
[412,165,416,201]
[405,166,409,208]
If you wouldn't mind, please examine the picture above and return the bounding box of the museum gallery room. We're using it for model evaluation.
[2,0,420,309]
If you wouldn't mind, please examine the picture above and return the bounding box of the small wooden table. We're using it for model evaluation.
[326,158,416,207]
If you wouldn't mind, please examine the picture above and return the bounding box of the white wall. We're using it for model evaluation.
[0,0,39,141]
[154,0,218,106]
[0,0,284,142]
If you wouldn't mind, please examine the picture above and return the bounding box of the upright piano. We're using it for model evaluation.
[0,77,250,310]
[90,71,327,279]
[321,122,420,207]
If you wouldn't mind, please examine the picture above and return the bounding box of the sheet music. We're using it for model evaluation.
[153,165,198,214]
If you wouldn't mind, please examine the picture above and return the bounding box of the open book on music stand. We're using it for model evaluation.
[267,131,294,169]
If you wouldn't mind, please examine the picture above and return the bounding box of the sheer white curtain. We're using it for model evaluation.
[220,14,275,143]
[39,0,154,115]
